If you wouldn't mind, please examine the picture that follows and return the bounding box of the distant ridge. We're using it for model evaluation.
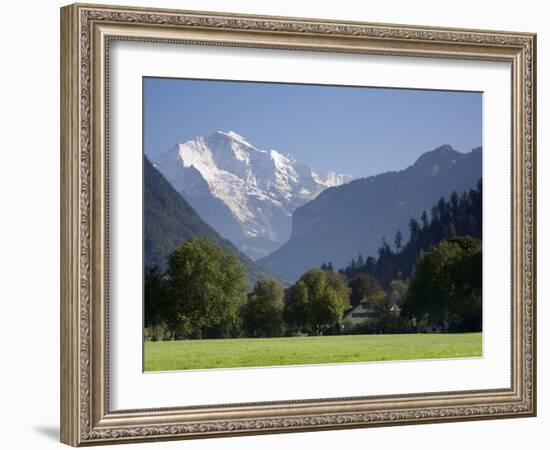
[257,145,482,282]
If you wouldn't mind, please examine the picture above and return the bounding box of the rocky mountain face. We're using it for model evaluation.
[257,145,482,282]
[143,156,274,286]
[153,131,351,259]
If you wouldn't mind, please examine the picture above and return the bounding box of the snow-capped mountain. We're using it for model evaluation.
[153,131,352,259]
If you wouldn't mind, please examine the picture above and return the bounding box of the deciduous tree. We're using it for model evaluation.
[284,269,350,335]
[348,273,385,307]
[168,237,247,338]
[403,237,481,331]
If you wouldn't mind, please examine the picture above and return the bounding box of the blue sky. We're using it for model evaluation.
[143,77,482,177]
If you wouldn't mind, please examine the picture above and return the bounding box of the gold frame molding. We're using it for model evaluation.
[60,3,537,446]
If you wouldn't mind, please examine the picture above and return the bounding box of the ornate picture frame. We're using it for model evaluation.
[60,3,536,446]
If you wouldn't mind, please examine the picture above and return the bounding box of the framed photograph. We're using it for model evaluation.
[60,3,537,446]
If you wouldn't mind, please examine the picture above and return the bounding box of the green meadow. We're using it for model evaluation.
[144,332,482,371]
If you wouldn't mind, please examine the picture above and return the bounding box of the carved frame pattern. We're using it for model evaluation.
[60,3,536,446]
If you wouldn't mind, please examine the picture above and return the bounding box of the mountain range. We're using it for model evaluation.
[144,156,273,286]
[257,145,482,281]
[153,131,351,260]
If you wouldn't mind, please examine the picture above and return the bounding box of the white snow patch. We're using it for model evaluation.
[154,131,355,255]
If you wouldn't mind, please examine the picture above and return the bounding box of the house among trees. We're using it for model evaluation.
[342,297,377,326]
[341,294,402,334]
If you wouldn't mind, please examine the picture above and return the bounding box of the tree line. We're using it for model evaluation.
[144,236,353,340]
[145,180,483,340]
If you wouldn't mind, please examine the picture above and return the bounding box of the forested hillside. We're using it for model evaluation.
[339,179,482,287]
[258,145,482,281]
[144,156,273,285]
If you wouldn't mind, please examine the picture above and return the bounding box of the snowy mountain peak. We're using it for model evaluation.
[217,130,253,146]
[154,131,353,259]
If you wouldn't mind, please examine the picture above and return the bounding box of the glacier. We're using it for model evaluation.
[153,131,352,260]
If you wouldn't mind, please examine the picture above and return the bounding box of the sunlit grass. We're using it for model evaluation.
[144,332,482,371]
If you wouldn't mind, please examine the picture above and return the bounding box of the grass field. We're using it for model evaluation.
[144,332,482,371]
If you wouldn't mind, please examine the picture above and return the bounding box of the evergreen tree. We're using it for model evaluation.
[420,210,429,230]
[394,230,403,252]
[409,218,420,243]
